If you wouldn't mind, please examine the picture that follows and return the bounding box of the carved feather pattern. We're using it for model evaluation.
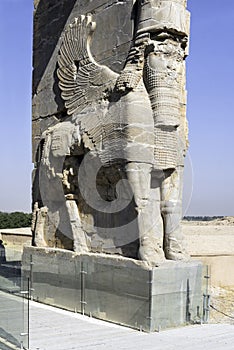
[57,15,118,115]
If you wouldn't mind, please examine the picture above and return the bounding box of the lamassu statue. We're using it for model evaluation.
[32,0,190,265]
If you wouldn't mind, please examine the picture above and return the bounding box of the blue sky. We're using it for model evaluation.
[0,0,233,216]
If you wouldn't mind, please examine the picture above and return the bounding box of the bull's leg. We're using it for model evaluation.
[125,162,165,265]
[161,166,190,261]
[65,200,89,253]
[32,204,48,247]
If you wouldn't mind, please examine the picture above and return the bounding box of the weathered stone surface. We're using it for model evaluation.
[32,0,191,266]
[22,247,203,331]
[137,0,190,36]
[32,0,135,159]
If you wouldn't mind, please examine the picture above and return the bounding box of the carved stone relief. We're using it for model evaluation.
[32,0,190,266]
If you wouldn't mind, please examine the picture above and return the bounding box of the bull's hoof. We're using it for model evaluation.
[139,244,166,266]
[164,248,190,262]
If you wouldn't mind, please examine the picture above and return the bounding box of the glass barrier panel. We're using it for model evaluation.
[0,245,29,349]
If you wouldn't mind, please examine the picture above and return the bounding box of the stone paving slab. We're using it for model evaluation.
[30,301,234,350]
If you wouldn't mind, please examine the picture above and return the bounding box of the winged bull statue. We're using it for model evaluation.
[32,1,190,266]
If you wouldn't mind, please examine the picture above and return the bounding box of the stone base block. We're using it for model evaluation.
[22,247,204,331]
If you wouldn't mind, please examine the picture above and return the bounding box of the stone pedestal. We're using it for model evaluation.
[22,247,203,331]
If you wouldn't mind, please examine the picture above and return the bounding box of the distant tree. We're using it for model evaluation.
[0,212,32,229]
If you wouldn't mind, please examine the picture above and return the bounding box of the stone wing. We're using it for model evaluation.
[57,15,118,116]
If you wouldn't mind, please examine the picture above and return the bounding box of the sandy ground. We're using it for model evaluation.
[209,286,234,324]
[182,216,234,255]
[182,217,234,325]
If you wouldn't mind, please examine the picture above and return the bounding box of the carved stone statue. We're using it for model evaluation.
[32,0,190,265]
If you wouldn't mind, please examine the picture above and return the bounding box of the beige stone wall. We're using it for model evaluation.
[191,255,234,288]
[182,222,234,287]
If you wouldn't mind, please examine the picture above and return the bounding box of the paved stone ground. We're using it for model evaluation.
[1,291,233,350]
[30,301,234,350]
